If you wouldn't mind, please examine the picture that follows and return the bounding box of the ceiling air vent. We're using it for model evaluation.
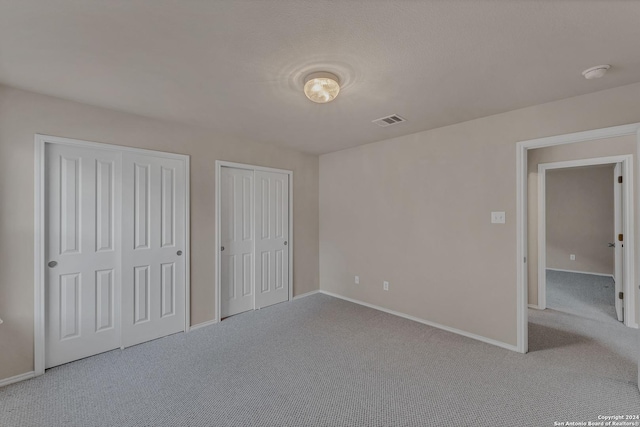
[372,114,406,127]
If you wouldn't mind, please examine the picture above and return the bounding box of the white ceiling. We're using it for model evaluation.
[1,1,639,155]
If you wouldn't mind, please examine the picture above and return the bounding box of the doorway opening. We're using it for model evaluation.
[516,123,640,389]
[214,161,293,322]
[536,158,633,326]
[516,123,640,355]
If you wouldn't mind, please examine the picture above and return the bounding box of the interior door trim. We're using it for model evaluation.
[34,133,191,376]
[214,160,294,323]
[515,122,640,355]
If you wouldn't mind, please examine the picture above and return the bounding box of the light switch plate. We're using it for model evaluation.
[383,281,389,291]
[355,276,360,284]
[491,211,506,224]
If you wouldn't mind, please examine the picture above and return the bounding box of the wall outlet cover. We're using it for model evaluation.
[355,276,360,284]
[383,281,389,291]
[491,211,506,224]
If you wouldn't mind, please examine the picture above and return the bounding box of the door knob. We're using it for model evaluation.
[221,246,225,251]
[608,243,615,248]
[48,261,57,268]
[284,241,288,246]
[177,250,183,256]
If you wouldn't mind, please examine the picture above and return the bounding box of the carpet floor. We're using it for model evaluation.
[1,292,638,426]
[546,269,619,325]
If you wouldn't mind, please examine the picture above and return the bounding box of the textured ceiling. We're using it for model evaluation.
[1,1,639,154]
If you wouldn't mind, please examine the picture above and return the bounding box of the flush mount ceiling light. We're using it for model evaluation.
[303,72,340,103]
[582,64,611,80]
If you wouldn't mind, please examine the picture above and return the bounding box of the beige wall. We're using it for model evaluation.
[546,166,615,275]
[526,136,638,329]
[0,84,319,381]
[320,82,640,347]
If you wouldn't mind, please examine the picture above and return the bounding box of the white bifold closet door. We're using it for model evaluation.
[220,167,254,318]
[45,144,122,368]
[45,143,186,368]
[121,153,186,347]
[254,170,289,309]
[220,167,289,318]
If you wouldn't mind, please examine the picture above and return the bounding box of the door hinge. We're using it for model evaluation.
[618,234,623,242]
[619,291,624,300]
[618,176,623,184]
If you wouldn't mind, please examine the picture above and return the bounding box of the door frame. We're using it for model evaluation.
[34,134,191,376]
[516,122,640,353]
[214,161,294,322]
[535,155,635,328]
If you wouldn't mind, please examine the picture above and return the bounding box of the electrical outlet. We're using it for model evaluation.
[570,254,576,261]
[491,211,506,224]
[355,276,359,284]
[383,281,389,291]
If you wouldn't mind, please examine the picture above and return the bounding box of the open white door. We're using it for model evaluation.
[613,163,624,322]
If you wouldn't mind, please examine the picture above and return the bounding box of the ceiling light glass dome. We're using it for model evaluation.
[303,72,340,103]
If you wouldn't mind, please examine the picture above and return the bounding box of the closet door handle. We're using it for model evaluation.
[221,246,225,251]
[177,250,183,256]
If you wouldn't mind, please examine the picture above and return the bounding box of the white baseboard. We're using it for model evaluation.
[528,304,543,310]
[0,371,35,388]
[188,318,218,332]
[292,290,320,300]
[318,290,519,352]
[191,291,320,331]
[546,268,614,278]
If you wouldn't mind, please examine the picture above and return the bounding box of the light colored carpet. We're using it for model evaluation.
[547,269,618,324]
[1,293,639,426]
